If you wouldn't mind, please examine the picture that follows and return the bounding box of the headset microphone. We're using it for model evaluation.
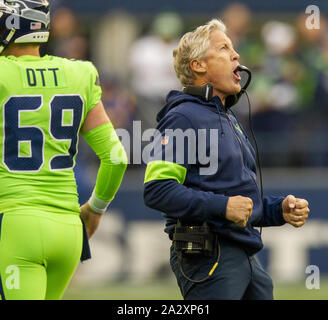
[225,65,252,108]
[236,65,252,92]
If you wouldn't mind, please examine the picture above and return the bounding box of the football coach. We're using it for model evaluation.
[143,19,310,300]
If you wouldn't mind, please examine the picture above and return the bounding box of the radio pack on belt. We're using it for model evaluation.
[173,221,218,257]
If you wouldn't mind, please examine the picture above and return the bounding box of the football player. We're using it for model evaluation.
[0,0,127,300]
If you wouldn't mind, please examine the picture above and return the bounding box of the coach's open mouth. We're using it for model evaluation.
[233,67,241,81]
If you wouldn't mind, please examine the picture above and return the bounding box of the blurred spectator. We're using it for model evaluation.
[295,14,328,110]
[258,20,300,111]
[101,74,137,131]
[128,12,183,130]
[221,3,265,69]
[290,14,328,166]
[94,11,139,81]
[249,22,299,123]
[221,2,251,48]
[47,7,89,60]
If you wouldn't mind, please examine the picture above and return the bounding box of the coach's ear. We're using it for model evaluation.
[190,59,207,75]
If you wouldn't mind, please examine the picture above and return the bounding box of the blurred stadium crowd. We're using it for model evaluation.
[43,2,328,179]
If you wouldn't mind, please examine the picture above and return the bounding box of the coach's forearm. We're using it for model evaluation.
[144,179,228,222]
[253,196,286,227]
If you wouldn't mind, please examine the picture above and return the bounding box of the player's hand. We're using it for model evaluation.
[80,202,102,239]
[226,196,253,228]
[282,195,310,228]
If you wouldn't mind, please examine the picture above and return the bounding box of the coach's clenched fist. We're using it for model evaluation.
[226,196,253,227]
[282,195,310,228]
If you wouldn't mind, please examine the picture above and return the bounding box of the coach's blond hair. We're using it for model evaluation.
[173,19,226,86]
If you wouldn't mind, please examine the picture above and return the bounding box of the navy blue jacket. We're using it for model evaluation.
[144,90,285,255]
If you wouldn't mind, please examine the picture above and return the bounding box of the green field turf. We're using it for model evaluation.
[63,278,328,300]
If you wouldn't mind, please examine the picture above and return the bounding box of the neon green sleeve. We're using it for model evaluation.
[82,122,128,213]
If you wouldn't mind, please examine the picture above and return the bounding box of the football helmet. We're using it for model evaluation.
[0,0,50,54]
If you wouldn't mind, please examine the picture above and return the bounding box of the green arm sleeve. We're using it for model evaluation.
[82,123,128,212]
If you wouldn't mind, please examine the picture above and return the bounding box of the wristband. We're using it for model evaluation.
[88,190,111,214]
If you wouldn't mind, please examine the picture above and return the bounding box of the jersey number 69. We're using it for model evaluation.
[3,95,83,172]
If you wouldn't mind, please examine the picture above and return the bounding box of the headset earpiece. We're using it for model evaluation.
[182,83,213,102]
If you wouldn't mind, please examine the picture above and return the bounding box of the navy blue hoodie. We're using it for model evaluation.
[144,90,285,255]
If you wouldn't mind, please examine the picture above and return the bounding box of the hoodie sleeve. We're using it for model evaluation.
[143,111,229,223]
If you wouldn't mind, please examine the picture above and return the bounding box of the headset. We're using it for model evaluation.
[182,65,252,108]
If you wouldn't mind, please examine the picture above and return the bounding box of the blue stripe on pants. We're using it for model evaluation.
[0,213,5,300]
